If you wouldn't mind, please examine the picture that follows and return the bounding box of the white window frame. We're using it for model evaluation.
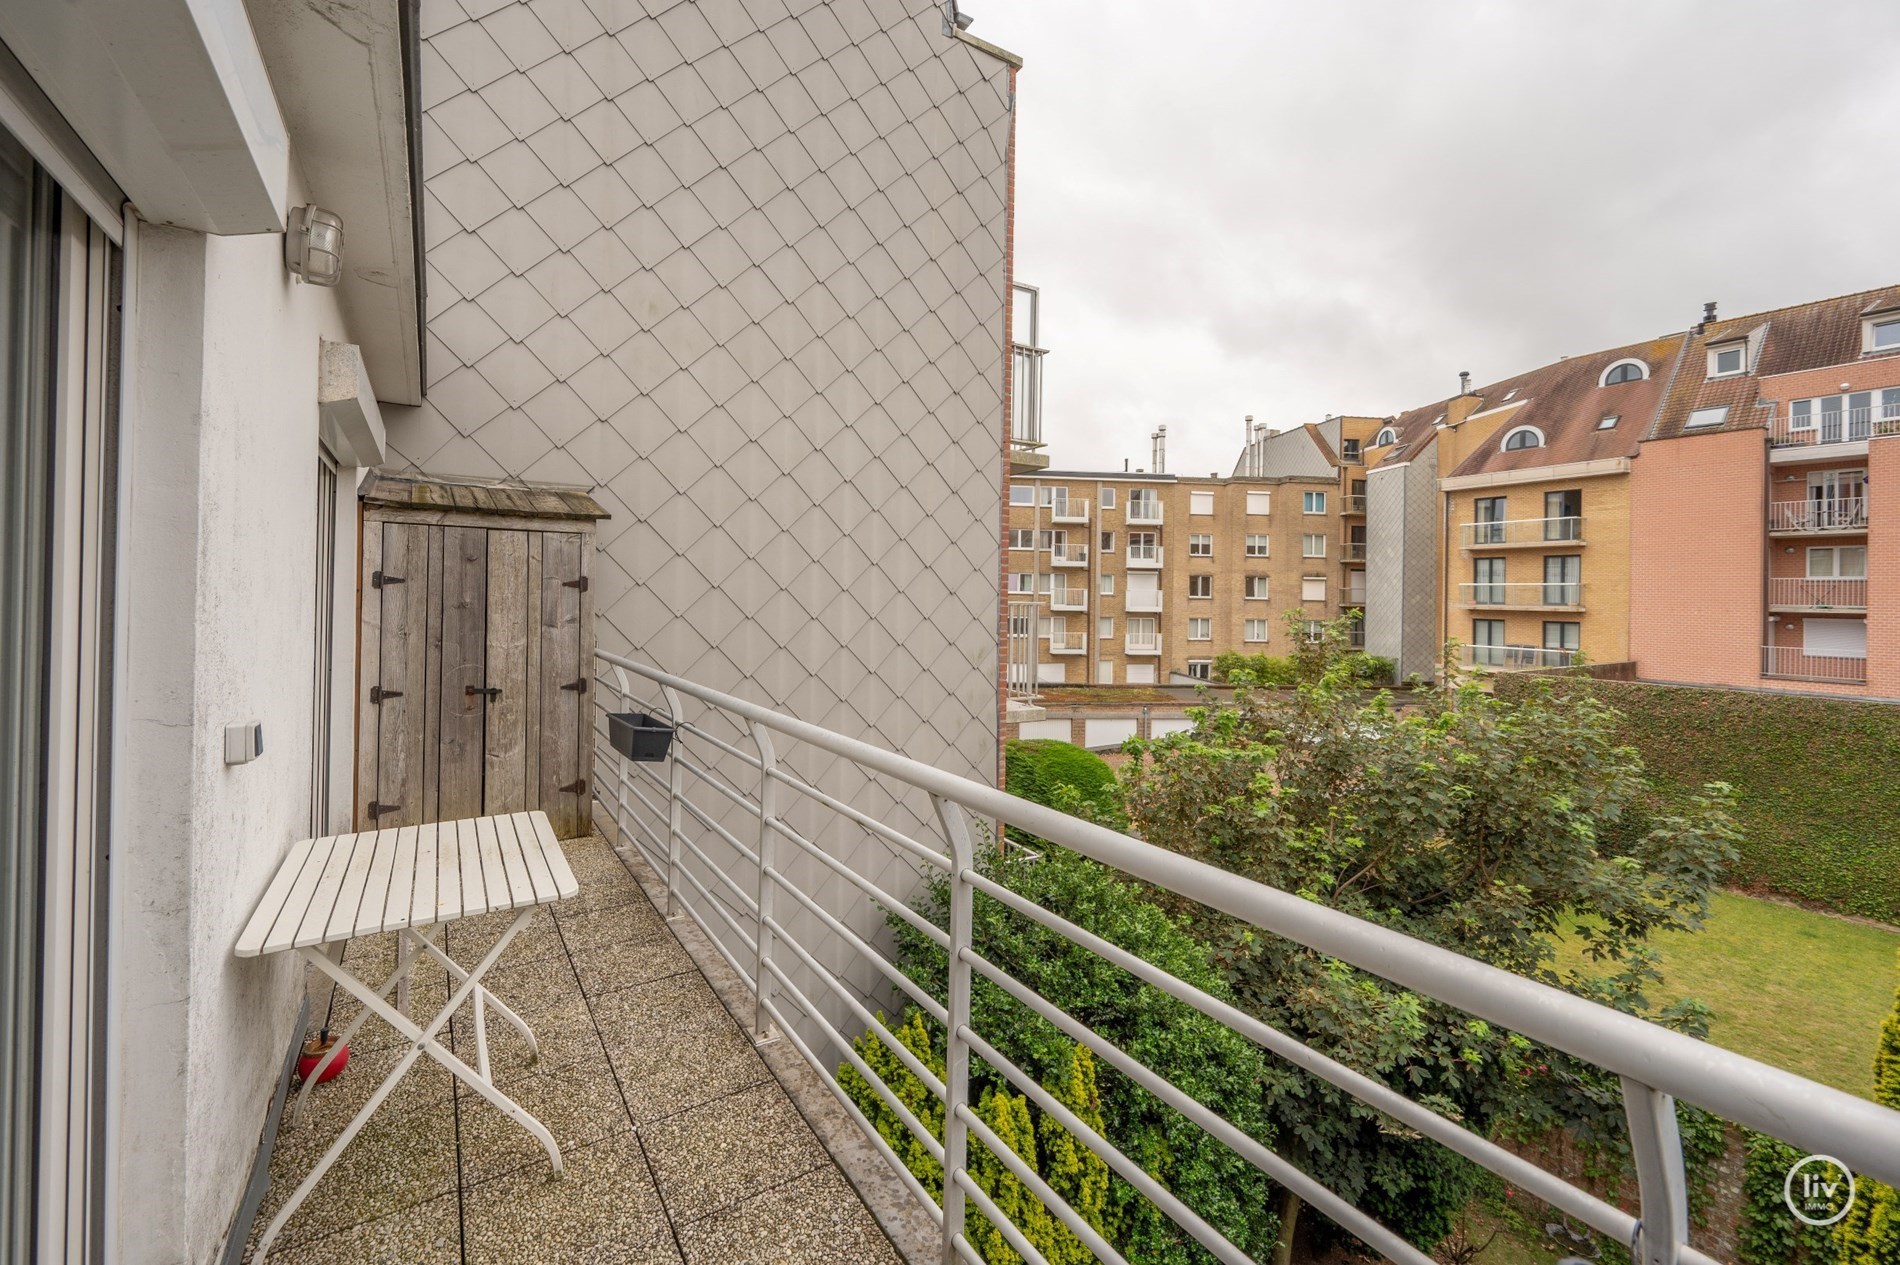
[1098,617,1114,639]
[1243,618,1270,643]
[1707,342,1746,378]
[1009,484,1033,506]
[1374,426,1397,446]
[1598,415,1619,430]
[1009,573,1033,594]
[1189,490,1215,515]
[1685,406,1729,429]
[1099,486,1117,510]
[1099,530,1114,554]
[1598,358,1648,386]
[1300,576,1327,602]
[1100,573,1115,596]
[1245,490,1271,515]
[1500,425,1545,452]
[1302,533,1327,558]
[1008,529,1033,550]
[1864,314,1900,354]
[1185,659,1212,681]
[1098,659,1115,683]
[1187,574,1212,599]
[1807,545,1867,579]
[1302,490,1326,514]
[1245,534,1269,557]
[1187,617,1212,641]
[1245,575,1270,600]
[1188,533,1212,557]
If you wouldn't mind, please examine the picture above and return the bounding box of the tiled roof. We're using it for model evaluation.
[1648,284,1900,441]
[1367,398,1451,468]
[1446,334,1685,478]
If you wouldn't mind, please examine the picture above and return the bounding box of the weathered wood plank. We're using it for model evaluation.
[236,837,319,957]
[354,520,383,830]
[456,818,486,917]
[420,525,445,827]
[524,533,543,830]
[508,812,558,901]
[538,532,585,837]
[474,815,514,910]
[296,833,362,947]
[483,530,530,815]
[381,826,418,933]
[411,822,438,927]
[264,835,340,953]
[438,526,488,821]
[576,536,594,836]
[378,523,430,830]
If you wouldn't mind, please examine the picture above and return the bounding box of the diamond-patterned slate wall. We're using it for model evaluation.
[388,0,1012,1028]
[1365,449,1442,680]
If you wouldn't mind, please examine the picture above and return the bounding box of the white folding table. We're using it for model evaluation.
[235,810,580,1261]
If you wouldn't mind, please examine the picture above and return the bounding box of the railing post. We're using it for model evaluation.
[932,794,976,1265]
[661,683,686,919]
[750,721,778,1041]
[1621,1077,1687,1265]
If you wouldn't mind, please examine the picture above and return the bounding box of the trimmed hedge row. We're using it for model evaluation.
[1493,676,1900,923]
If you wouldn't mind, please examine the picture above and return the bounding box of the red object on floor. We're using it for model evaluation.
[297,1035,349,1084]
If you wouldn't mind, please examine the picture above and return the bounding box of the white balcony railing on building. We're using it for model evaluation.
[1768,577,1867,610]
[1340,589,1367,607]
[1123,634,1163,656]
[1460,516,1584,548]
[1050,497,1090,524]
[1768,401,1900,448]
[1050,543,1089,568]
[1463,644,1577,671]
[591,651,1900,1265]
[1768,498,1868,533]
[1011,343,1046,452]
[1342,494,1366,514]
[1006,601,1037,700]
[1049,586,1088,612]
[1459,581,1583,608]
[1045,629,1087,655]
[1126,545,1163,569]
[1126,500,1164,525]
[1761,645,1867,684]
[1342,543,1367,563]
[1124,590,1164,613]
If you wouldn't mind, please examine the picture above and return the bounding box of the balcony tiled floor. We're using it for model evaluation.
[244,835,901,1265]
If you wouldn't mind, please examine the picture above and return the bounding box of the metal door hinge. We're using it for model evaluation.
[465,685,502,699]
[367,801,401,819]
[560,678,588,694]
[369,685,403,704]
[559,778,588,795]
[372,570,405,589]
[562,575,589,592]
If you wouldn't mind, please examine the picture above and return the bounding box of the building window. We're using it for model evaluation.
[1808,545,1867,578]
[1037,530,1055,550]
[1374,426,1397,446]
[1300,576,1326,602]
[1472,557,1506,604]
[1189,533,1212,557]
[1472,618,1505,665]
[1598,414,1619,430]
[1471,496,1506,545]
[1098,659,1115,683]
[1100,573,1114,596]
[1685,405,1728,429]
[1501,426,1544,451]
[1303,620,1325,642]
[1188,574,1212,598]
[1009,529,1033,549]
[1128,488,1159,518]
[1037,486,1056,506]
[1037,573,1054,594]
[1008,612,1031,637]
[1303,490,1327,513]
[1599,359,1647,386]
[1100,530,1115,553]
[1190,490,1215,515]
[1544,554,1581,604]
[1865,315,1900,352]
[1245,490,1271,515]
[1341,438,1362,462]
[1244,619,1270,642]
[1544,489,1582,539]
[1100,486,1116,510]
[1245,534,1270,557]
[1098,617,1114,639]
[1302,533,1326,558]
[1009,573,1032,593]
[1788,392,1898,442]
[1245,575,1270,600]
[1186,659,1211,680]
[1543,621,1580,654]
[1708,343,1746,377]
[1188,618,1212,641]
[1010,485,1034,506]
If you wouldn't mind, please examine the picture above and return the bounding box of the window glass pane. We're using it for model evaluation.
[1009,485,1033,505]
[1099,487,1116,509]
[1876,319,1900,348]
[1190,491,1214,515]
[1246,491,1271,514]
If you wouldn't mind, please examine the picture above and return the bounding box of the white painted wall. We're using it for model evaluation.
[1083,718,1138,748]
[112,205,364,1264]
[1017,720,1071,742]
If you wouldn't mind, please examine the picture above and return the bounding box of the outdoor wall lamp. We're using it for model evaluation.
[285,205,345,286]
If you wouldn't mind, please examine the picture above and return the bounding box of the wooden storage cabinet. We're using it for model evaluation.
[355,477,607,837]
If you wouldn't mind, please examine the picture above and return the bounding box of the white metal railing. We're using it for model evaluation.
[1123,635,1162,656]
[1125,544,1163,569]
[1006,602,1037,700]
[1050,543,1089,567]
[1050,497,1089,523]
[1460,516,1584,547]
[1340,589,1367,607]
[1768,498,1868,532]
[1463,644,1576,671]
[590,650,1900,1265]
[1048,586,1088,612]
[1045,629,1087,655]
[1342,543,1367,562]
[1011,344,1046,450]
[1761,645,1867,684]
[1769,402,1900,448]
[1768,576,1867,610]
[1124,590,1163,613]
[1126,500,1163,525]
[1342,494,1366,513]
[1459,581,1584,608]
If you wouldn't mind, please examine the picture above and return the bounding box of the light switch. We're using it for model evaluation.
[225,722,264,765]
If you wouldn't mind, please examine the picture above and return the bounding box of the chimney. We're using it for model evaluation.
[1243,414,1254,476]
[1702,300,1718,330]
[1152,425,1167,474]
[1459,370,1472,395]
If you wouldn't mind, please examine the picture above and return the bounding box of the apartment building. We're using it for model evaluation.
[1008,468,1340,685]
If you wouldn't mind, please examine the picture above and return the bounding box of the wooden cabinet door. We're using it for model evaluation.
[537,532,587,837]
[433,526,488,822]
[357,521,429,829]
[482,530,531,815]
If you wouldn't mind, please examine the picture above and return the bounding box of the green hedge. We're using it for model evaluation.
[1493,676,1900,923]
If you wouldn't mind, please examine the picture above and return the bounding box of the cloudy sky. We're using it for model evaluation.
[976,1,1900,478]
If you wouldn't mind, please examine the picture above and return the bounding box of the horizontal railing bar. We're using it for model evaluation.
[669,857,760,960]
[766,766,954,872]
[668,777,763,873]
[664,811,761,916]
[767,817,951,951]
[964,869,1640,1244]
[953,1103,1115,1265]
[673,751,769,834]
[675,718,766,770]
[763,876,949,1023]
[657,863,761,999]
[595,650,1900,1183]
[950,1167,1054,1265]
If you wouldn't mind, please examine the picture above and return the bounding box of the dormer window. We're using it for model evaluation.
[1600,359,1647,386]
[1865,312,1900,353]
[1501,388,1518,402]
[1708,342,1746,377]
[1501,426,1545,452]
[1373,426,1398,447]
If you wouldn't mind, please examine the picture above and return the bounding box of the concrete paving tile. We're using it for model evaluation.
[593,990,769,1122]
[247,1190,462,1265]
[570,934,695,997]
[447,907,567,966]
[642,1082,829,1223]
[252,1100,460,1251]
[318,965,453,1053]
[675,1165,902,1265]
[457,1048,632,1187]
[452,996,603,1076]
[554,900,673,955]
[472,948,587,1018]
[558,860,650,916]
[283,1041,456,1139]
[462,1128,680,1265]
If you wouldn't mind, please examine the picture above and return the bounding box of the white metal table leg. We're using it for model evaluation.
[289,929,443,1126]
[403,920,542,1062]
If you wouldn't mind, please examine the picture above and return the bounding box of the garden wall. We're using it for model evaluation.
[1493,676,1900,924]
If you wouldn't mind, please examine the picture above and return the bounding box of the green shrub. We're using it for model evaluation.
[1493,676,1900,922]
[1835,950,1900,1263]
[1004,740,1119,825]
[1210,651,1298,686]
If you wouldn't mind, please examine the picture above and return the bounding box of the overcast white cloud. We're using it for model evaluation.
[976,1,1900,477]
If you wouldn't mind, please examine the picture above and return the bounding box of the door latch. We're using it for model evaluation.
[369,685,403,704]
[465,685,502,699]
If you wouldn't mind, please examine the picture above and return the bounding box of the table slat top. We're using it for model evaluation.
[236,812,577,957]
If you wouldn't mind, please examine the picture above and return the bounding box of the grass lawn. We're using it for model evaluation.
[1551,890,1900,1099]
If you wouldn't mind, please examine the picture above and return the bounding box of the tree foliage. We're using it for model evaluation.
[1119,616,1741,1253]
[1835,950,1900,1264]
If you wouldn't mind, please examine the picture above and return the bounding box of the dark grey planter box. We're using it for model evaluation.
[607,711,674,762]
